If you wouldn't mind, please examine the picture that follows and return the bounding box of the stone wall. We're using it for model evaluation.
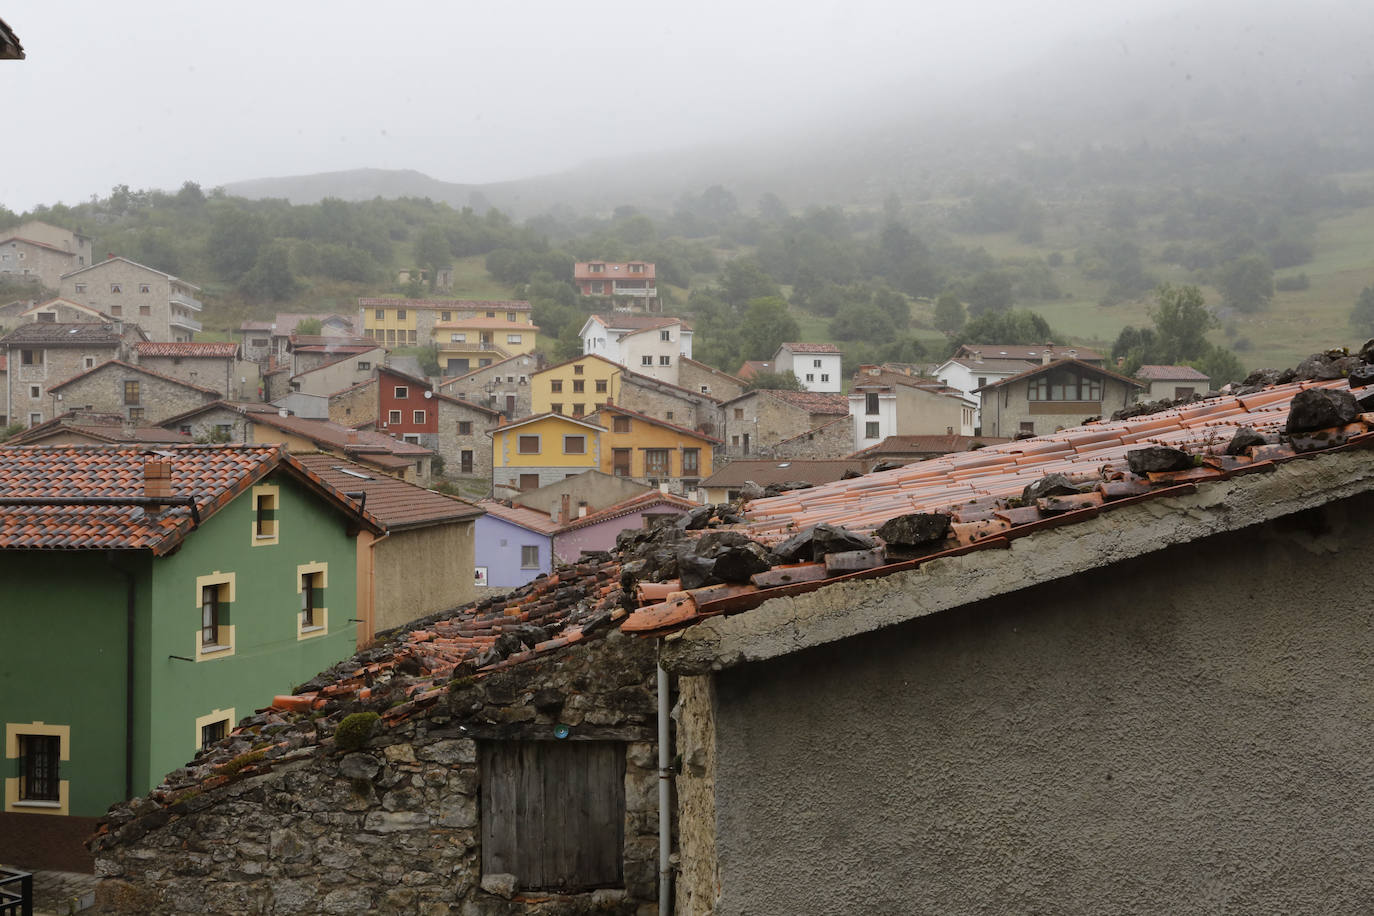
[440,354,541,421]
[329,378,377,428]
[435,398,498,479]
[755,416,853,460]
[135,356,235,398]
[717,394,821,460]
[615,379,716,434]
[92,628,662,915]
[55,365,216,425]
[5,344,114,425]
[677,360,745,404]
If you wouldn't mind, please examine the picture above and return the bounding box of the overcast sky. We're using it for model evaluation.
[3,0,1194,212]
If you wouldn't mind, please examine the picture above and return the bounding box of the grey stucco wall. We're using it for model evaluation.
[701,492,1374,915]
[372,522,477,633]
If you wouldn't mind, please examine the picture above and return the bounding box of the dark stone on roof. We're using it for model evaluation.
[841,469,863,479]
[1359,339,1374,363]
[1348,365,1374,389]
[875,513,951,548]
[1225,426,1268,456]
[1126,446,1194,475]
[763,480,815,498]
[1285,388,1358,434]
[1022,473,1081,503]
[676,530,774,588]
[773,523,877,564]
[677,504,715,531]
[677,553,717,590]
[871,460,905,472]
[1291,428,1352,453]
[1295,350,1360,381]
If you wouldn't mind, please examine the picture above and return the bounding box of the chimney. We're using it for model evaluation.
[605,395,614,407]
[347,430,358,445]
[143,459,173,501]
[659,482,669,494]
[946,426,954,435]
[1041,347,1053,365]
[972,349,982,362]
[578,501,588,518]
[560,493,571,525]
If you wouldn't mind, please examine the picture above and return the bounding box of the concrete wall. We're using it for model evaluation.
[512,471,651,515]
[372,522,476,633]
[686,492,1374,914]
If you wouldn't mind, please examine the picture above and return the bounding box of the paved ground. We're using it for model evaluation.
[1,867,98,915]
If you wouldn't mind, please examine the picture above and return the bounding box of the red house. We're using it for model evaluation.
[378,367,438,444]
[573,261,658,311]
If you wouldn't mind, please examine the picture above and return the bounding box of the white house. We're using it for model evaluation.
[773,342,842,393]
[579,314,693,385]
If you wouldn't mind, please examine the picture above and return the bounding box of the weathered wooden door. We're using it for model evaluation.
[480,741,625,891]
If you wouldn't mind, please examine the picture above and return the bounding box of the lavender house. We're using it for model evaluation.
[554,491,696,560]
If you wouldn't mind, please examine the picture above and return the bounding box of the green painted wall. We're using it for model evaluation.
[141,469,360,792]
[0,551,152,817]
[2,467,364,819]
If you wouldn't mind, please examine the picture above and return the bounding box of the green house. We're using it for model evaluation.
[0,443,383,869]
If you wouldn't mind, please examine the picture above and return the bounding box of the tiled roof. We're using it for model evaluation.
[0,444,380,553]
[20,298,109,320]
[942,357,1037,374]
[0,235,71,255]
[492,412,607,434]
[850,434,1013,458]
[248,411,434,457]
[289,335,378,350]
[758,389,851,415]
[590,314,690,332]
[357,298,531,311]
[780,342,841,354]
[476,499,562,535]
[1137,364,1212,381]
[293,454,483,529]
[851,368,968,398]
[136,341,239,359]
[60,256,200,291]
[49,359,221,396]
[955,343,1103,362]
[978,358,1144,391]
[574,261,656,280]
[680,357,747,386]
[6,411,191,446]
[736,360,772,380]
[0,322,126,347]
[620,376,1374,637]
[559,491,697,532]
[596,403,723,444]
[438,352,542,387]
[701,459,870,489]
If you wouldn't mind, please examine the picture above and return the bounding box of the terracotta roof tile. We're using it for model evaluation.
[293,454,482,529]
[780,342,841,353]
[135,341,239,359]
[0,322,126,347]
[1137,364,1213,381]
[756,389,850,415]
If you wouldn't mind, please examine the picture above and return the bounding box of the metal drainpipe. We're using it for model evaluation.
[657,662,673,915]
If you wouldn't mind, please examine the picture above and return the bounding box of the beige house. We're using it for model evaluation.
[288,347,386,398]
[59,257,203,342]
[0,321,144,427]
[133,341,259,400]
[849,366,977,452]
[0,221,92,289]
[17,298,111,323]
[1136,364,1212,401]
[977,358,1142,437]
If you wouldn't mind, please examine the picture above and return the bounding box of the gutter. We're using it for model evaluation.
[0,496,201,528]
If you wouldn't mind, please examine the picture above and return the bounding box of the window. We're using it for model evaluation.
[486,311,496,318]
[865,393,879,415]
[36,311,54,322]
[16,734,61,804]
[1027,371,1102,402]
[595,379,608,393]
[403,434,422,445]
[1174,386,1195,399]
[806,373,815,382]
[215,423,232,439]
[589,263,604,273]
[298,563,328,638]
[564,435,586,454]
[659,355,671,366]
[253,482,280,541]
[682,448,699,474]
[197,574,235,658]
[733,408,744,420]
[571,403,585,416]
[520,545,540,569]
[660,330,671,341]
[139,305,152,316]
[551,380,563,393]
[396,309,407,320]
[731,435,739,447]
[507,334,522,344]
[451,333,466,342]
[110,283,122,293]
[821,374,829,383]
[83,356,95,369]
[630,263,644,273]
[1020,421,1035,434]
[19,349,39,366]
[573,364,584,375]
[110,304,122,316]
[139,283,151,294]
[441,311,451,321]
[179,424,192,435]
[519,473,540,491]
[375,308,385,320]
[74,282,86,293]
[865,421,881,439]
[507,312,517,322]
[518,434,540,454]
[458,420,473,435]
[613,416,631,433]
[460,449,474,473]
[665,411,674,421]
[612,448,631,476]
[572,379,585,393]
[199,717,228,750]
[28,413,40,427]
[388,410,402,424]
[641,355,653,366]
[814,359,822,368]
[357,361,371,370]
[645,449,669,477]
[28,386,39,399]
[978,376,988,389]
[128,408,145,422]
[551,403,563,415]
[123,380,140,405]
[413,409,426,424]
[394,386,408,399]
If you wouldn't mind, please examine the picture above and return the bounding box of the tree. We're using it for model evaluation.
[933,294,966,337]
[720,258,780,306]
[239,241,299,302]
[1353,286,1374,337]
[414,225,451,282]
[744,370,805,391]
[295,318,323,335]
[1217,256,1274,313]
[830,302,897,344]
[207,207,267,281]
[1150,284,1215,362]
[954,309,1053,348]
[963,270,1014,316]
[738,297,799,361]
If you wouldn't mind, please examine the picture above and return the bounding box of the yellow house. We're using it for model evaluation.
[435,314,538,374]
[491,412,604,492]
[356,298,535,372]
[592,403,719,494]
[531,353,624,417]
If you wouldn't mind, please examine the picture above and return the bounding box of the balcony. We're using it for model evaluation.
[170,312,203,333]
[611,285,657,297]
[170,290,203,312]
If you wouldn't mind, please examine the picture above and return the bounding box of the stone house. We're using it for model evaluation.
[977,357,1142,438]
[288,335,383,375]
[716,388,850,459]
[849,365,977,452]
[4,409,192,446]
[59,257,203,343]
[293,454,484,642]
[49,359,219,426]
[0,444,383,872]
[615,371,722,436]
[678,357,747,403]
[133,341,259,401]
[0,321,144,426]
[92,565,661,915]
[617,376,1374,915]
[328,377,378,428]
[772,342,842,393]
[237,313,355,363]
[438,351,542,420]
[435,391,501,479]
[1136,364,1212,401]
[512,470,652,516]
[18,297,111,323]
[0,221,92,289]
[755,415,854,460]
